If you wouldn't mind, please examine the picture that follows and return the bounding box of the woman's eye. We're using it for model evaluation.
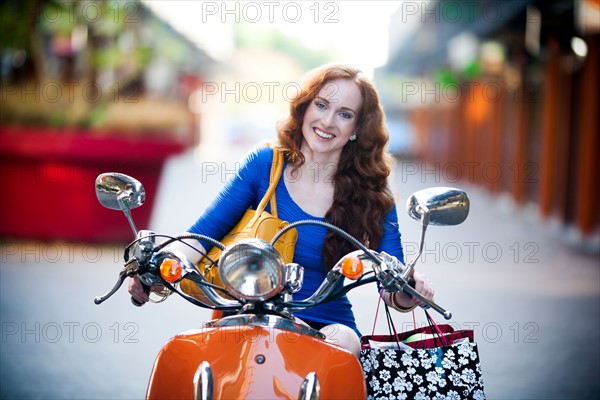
[315,101,326,109]
[340,112,352,119]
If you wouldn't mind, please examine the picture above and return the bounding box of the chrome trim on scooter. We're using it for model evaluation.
[205,314,326,339]
[298,372,320,400]
[300,250,380,306]
[193,361,214,400]
[284,263,304,294]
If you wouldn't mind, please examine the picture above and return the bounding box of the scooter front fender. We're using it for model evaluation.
[146,322,366,399]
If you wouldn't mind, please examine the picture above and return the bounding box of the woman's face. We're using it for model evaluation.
[301,78,363,160]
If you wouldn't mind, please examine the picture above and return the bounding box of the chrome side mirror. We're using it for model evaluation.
[95,173,146,235]
[403,187,470,277]
[407,187,470,226]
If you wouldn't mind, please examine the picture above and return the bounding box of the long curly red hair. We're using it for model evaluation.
[276,64,394,268]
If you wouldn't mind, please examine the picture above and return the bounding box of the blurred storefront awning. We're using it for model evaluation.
[385,0,539,75]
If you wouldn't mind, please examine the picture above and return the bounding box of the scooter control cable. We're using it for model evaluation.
[272,219,382,265]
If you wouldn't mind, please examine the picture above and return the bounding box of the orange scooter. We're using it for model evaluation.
[93,172,469,399]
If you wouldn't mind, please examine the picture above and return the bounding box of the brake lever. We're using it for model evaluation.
[94,259,139,305]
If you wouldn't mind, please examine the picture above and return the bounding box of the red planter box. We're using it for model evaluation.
[0,126,188,243]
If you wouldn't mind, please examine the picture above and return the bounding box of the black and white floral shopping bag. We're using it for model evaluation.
[360,341,486,400]
[359,297,486,400]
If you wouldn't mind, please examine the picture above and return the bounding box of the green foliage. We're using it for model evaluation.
[48,110,68,127]
[79,104,108,129]
[435,68,458,88]
[134,46,152,71]
[463,60,482,80]
[0,0,39,50]
[92,44,121,69]
[435,60,482,89]
[38,1,76,35]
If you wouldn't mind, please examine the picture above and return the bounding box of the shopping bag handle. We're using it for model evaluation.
[365,290,402,349]
[365,296,451,349]
[424,310,449,347]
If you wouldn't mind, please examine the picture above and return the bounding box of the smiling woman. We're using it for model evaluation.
[276,64,396,270]
[149,63,435,357]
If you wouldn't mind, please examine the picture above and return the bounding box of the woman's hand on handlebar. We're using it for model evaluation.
[128,275,165,306]
[393,271,434,309]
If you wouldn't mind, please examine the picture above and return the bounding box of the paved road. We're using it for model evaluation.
[1,144,599,399]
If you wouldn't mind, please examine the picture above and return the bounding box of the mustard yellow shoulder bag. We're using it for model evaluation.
[180,147,298,303]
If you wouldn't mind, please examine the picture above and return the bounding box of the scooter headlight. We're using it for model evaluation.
[218,239,284,301]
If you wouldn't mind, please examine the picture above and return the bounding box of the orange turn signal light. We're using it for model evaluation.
[341,256,363,280]
[160,258,183,283]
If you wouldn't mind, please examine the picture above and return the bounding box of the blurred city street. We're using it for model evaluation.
[1,143,599,399]
[1,1,599,399]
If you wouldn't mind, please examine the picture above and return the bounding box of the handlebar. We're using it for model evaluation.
[94,225,452,320]
[283,249,451,319]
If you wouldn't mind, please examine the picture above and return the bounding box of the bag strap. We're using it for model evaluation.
[365,290,402,349]
[252,146,283,220]
[370,289,385,336]
[424,310,450,347]
[268,148,282,216]
[366,296,449,348]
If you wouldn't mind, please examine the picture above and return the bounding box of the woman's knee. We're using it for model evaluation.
[319,324,361,356]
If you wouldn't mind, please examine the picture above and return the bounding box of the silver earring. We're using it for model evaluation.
[349,134,357,141]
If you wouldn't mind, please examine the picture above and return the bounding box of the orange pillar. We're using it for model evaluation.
[510,73,530,206]
[575,35,600,235]
[490,79,505,194]
[554,59,573,224]
[538,39,561,217]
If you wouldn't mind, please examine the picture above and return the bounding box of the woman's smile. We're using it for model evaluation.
[314,127,335,140]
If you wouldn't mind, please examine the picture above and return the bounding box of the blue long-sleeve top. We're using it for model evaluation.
[189,146,404,337]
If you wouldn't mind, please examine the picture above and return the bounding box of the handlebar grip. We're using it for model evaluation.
[401,275,416,297]
[130,283,150,307]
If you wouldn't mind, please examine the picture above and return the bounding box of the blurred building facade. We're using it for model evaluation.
[0,0,214,142]
[379,0,599,250]
[0,0,214,242]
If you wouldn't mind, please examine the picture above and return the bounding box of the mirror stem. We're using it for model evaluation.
[123,208,139,236]
[118,194,139,236]
[403,205,430,279]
